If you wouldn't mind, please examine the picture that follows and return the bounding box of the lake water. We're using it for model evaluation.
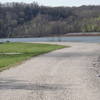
[0,36,100,43]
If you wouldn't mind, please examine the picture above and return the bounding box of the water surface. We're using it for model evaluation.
[0,36,100,43]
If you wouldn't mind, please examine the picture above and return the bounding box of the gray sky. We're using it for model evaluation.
[0,0,100,7]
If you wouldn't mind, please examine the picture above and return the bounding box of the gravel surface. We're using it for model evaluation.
[0,42,100,100]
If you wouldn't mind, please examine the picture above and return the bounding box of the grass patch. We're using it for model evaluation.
[0,42,66,71]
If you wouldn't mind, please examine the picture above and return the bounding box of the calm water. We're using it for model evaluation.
[0,36,100,43]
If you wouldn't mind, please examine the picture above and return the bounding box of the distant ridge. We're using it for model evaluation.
[0,3,100,38]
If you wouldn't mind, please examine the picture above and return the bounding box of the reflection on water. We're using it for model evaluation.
[0,36,100,43]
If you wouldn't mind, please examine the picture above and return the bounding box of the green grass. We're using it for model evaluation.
[0,42,65,71]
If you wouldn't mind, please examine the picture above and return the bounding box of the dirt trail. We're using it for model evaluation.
[0,42,100,100]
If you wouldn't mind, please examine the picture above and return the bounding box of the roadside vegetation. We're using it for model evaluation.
[0,42,65,71]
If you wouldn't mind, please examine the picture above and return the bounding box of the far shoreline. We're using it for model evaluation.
[64,34,100,37]
[0,33,100,39]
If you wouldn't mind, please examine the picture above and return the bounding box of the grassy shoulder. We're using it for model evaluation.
[0,42,66,71]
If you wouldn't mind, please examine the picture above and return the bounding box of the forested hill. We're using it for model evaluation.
[0,2,100,38]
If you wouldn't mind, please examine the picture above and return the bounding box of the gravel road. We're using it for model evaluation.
[0,42,100,100]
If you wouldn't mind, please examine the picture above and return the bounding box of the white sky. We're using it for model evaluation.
[0,0,100,7]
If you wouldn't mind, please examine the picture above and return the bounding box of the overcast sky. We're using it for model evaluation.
[0,0,100,7]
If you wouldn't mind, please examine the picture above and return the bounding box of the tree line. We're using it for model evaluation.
[0,2,100,38]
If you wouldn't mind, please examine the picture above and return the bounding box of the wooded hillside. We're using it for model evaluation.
[0,2,100,38]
